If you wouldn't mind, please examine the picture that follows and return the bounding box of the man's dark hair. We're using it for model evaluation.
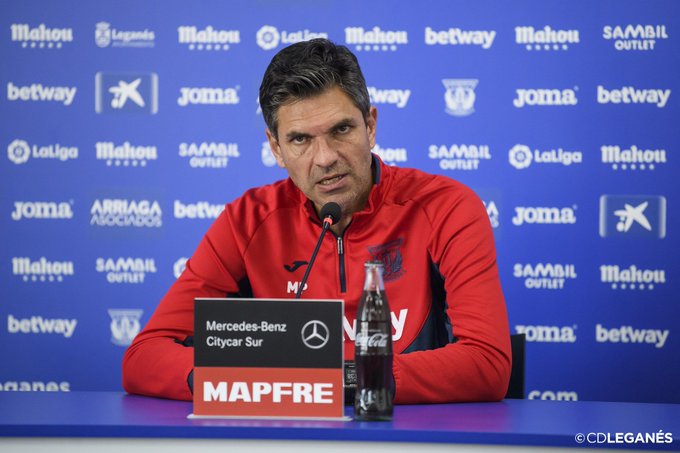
[259,38,371,139]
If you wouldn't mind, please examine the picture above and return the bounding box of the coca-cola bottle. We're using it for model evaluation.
[354,261,394,421]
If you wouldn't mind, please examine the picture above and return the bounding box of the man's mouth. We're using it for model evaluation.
[318,174,345,186]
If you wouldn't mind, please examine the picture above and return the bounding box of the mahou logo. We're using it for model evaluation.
[601,145,667,171]
[345,26,408,51]
[512,206,577,226]
[600,264,665,291]
[96,257,157,284]
[177,25,240,51]
[429,144,491,171]
[11,201,74,221]
[7,139,78,164]
[373,144,407,166]
[11,23,73,49]
[95,141,157,167]
[12,257,74,282]
[515,26,580,51]
[90,199,162,228]
[513,263,577,289]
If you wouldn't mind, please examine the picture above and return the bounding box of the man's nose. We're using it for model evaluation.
[311,136,339,168]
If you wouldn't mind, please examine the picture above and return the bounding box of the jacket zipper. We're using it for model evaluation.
[336,236,346,293]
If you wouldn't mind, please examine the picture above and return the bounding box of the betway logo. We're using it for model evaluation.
[515,26,580,50]
[367,87,411,108]
[96,141,157,167]
[0,380,70,392]
[596,324,669,348]
[513,263,577,290]
[179,142,240,168]
[601,145,666,170]
[96,257,157,284]
[343,309,408,342]
[7,82,76,106]
[11,201,74,221]
[12,257,74,283]
[7,139,78,164]
[514,88,577,107]
[429,144,491,171]
[7,315,77,338]
[178,86,240,106]
[597,85,670,108]
[424,26,495,49]
[90,199,162,228]
[515,324,577,343]
[177,26,240,50]
[373,144,407,165]
[512,206,577,226]
[600,264,665,290]
[603,25,668,51]
[174,200,224,219]
[11,23,73,48]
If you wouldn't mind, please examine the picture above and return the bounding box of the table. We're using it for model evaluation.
[0,391,678,451]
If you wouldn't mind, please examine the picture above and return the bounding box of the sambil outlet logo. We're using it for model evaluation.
[443,79,478,116]
[11,201,74,221]
[96,257,157,284]
[509,144,582,169]
[512,206,577,226]
[95,72,158,114]
[12,257,74,282]
[7,314,77,338]
[373,144,407,166]
[90,199,162,228]
[597,85,670,108]
[345,26,408,51]
[600,264,665,291]
[108,309,143,346]
[368,87,411,108]
[177,25,240,51]
[596,324,669,348]
[7,139,78,164]
[513,263,577,290]
[95,22,155,48]
[0,380,70,392]
[178,86,240,106]
[11,23,73,49]
[174,200,224,219]
[256,25,327,51]
[174,257,189,279]
[603,25,668,51]
[429,144,491,170]
[515,324,577,343]
[424,26,496,49]
[514,88,578,108]
[96,141,157,167]
[179,142,240,168]
[601,145,667,171]
[599,195,666,238]
[7,82,76,106]
[515,25,580,51]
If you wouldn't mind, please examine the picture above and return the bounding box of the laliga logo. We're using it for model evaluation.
[261,141,277,167]
[108,309,143,346]
[509,144,533,169]
[256,26,279,50]
[301,320,329,349]
[174,257,188,279]
[7,139,31,164]
[442,79,478,116]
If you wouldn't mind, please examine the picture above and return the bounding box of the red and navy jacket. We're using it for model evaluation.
[123,156,511,403]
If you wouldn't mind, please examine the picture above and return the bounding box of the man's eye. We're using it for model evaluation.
[336,125,351,134]
[292,136,307,144]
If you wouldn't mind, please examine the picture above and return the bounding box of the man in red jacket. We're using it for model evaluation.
[123,38,511,404]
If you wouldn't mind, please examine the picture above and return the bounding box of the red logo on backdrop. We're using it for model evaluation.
[194,367,343,418]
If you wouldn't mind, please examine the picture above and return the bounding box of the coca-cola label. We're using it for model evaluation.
[355,326,391,355]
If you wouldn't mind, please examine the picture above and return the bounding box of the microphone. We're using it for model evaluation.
[295,202,342,299]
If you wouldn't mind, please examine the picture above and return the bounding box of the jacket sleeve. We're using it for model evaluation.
[392,183,511,404]
[122,207,247,401]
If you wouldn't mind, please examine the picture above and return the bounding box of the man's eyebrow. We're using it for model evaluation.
[283,117,358,142]
[284,130,311,142]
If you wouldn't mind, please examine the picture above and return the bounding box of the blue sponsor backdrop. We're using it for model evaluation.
[1,0,678,403]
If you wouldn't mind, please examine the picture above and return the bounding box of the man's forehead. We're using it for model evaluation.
[277,87,363,133]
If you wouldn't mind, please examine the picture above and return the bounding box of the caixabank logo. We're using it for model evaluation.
[429,144,491,171]
[256,25,327,51]
[7,139,78,165]
[95,72,158,114]
[599,195,666,238]
[373,144,407,166]
[178,25,240,51]
[602,24,668,51]
[10,23,73,49]
[90,199,162,228]
[345,26,408,52]
[601,145,667,171]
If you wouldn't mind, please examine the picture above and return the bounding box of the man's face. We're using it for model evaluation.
[266,86,377,220]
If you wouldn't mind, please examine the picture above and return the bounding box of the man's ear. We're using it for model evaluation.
[265,128,286,168]
[366,106,378,150]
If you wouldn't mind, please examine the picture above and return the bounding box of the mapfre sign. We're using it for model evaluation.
[191,298,344,419]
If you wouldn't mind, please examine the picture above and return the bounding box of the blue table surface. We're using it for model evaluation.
[1,391,679,450]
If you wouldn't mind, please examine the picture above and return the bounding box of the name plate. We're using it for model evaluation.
[191,298,345,419]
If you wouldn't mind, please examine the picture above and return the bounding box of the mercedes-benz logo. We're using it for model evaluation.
[301,320,329,349]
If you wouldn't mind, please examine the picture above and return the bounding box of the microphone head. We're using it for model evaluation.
[320,202,342,225]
